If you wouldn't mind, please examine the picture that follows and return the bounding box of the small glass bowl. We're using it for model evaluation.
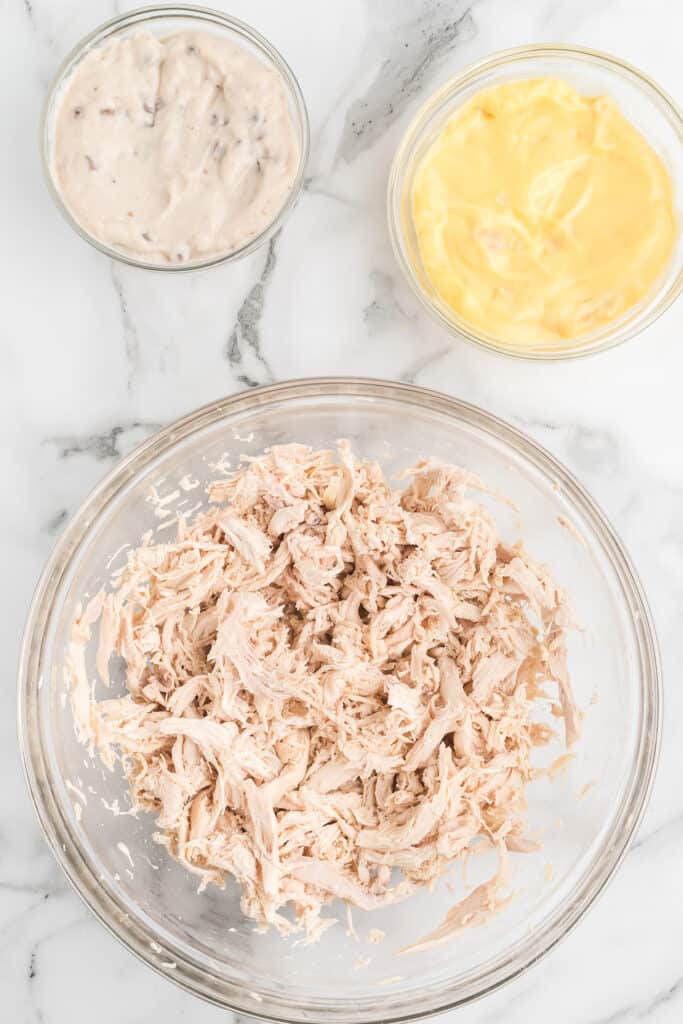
[388,45,683,359]
[18,379,661,1021]
[41,4,310,272]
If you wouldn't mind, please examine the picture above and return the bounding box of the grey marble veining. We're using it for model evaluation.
[3,0,683,1021]
[110,265,142,394]
[225,234,279,388]
[338,0,477,162]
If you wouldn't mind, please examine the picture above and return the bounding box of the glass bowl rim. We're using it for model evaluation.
[387,42,683,360]
[40,2,311,273]
[17,377,662,1021]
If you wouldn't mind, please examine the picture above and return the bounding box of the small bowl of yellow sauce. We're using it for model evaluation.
[388,45,683,358]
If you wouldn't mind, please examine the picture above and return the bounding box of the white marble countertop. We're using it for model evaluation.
[3,1,683,1021]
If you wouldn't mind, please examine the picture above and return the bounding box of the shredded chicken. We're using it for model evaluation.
[66,442,580,942]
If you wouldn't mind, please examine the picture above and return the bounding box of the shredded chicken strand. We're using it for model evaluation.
[67,442,580,942]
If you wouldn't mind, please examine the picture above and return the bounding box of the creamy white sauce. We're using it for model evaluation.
[52,30,299,264]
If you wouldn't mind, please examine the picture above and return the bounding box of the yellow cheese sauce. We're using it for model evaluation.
[411,78,676,346]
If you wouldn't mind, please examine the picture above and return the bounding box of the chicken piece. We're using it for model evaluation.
[400,842,511,953]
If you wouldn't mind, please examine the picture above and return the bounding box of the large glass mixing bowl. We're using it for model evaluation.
[18,379,661,1021]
